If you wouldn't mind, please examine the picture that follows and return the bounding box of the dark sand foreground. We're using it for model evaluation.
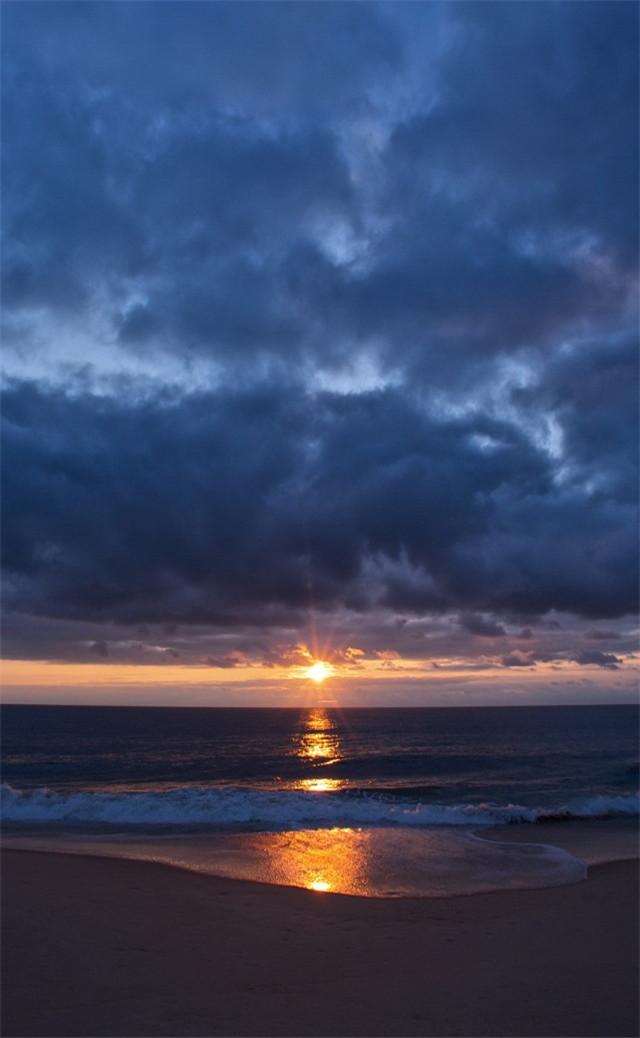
[2,850,638,1038]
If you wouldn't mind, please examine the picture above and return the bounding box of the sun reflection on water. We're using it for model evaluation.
[297,777,344,793]
[294,707,344,774]
[260,827,364,894]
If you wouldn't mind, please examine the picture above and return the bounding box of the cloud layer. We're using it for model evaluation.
[2,2,638,680]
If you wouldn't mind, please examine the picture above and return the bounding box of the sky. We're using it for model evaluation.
[2,1,638,706]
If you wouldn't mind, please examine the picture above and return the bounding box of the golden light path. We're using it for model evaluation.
[295,707,343,771]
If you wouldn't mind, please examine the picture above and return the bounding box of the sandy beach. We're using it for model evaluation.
[2,848,638,1037]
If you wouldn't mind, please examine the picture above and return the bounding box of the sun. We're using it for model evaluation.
[306,660,334,684]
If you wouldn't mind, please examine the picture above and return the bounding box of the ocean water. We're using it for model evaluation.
[2,704,638,896]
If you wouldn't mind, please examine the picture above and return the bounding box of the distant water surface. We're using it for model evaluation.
[2,705,637,895]
[3,704,637,826]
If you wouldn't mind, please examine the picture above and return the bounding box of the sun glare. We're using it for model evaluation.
[306,660,333,684]
[308,878,331,892]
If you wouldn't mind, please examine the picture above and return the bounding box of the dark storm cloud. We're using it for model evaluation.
[2,62,355,366]
[2,2,392,372]
[5,2,399,120]
[1,2,638,665]
[2,2,637,381]
[501,647,625,671]
[342,1,638,381]
[2,380,637,634]
[459,615,506,639]
[573,649,622,670]
[512,333,639,502]
[501,653,534,669]
[395,1,638,253]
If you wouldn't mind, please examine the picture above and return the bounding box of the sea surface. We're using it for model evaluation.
[2,704,638,896]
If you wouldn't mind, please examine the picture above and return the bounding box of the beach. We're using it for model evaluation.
[3,0,639,1032]
[2,848,638,1038]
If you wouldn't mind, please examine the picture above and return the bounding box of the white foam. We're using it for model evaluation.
[1,783,637,829]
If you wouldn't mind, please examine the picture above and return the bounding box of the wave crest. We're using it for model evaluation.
[1,784,638,829]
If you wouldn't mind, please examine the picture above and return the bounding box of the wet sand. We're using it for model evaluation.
[483,816,640,865]
[2,848,638,1037]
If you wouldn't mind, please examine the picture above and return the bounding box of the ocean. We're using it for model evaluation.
[2,703,638,896]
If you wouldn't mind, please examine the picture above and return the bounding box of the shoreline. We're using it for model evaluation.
[3,848,639,1036]
[0,840,599,902]
[481,816,640,865]
[0,837,635,900]
[2,815,637,900]
[4,837,638,906]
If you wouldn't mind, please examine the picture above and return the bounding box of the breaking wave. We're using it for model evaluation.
[1,784,638,830]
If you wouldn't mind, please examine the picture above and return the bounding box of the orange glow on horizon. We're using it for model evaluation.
[2,656,628,688]
[1,657,631,707]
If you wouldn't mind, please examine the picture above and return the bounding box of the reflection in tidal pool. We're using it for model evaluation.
[213,826,586,896]
[3,825,587,897]
[253,827,368,893]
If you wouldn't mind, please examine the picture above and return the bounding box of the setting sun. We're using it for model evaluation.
[308,878,331,892]
[306,661,334,684]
